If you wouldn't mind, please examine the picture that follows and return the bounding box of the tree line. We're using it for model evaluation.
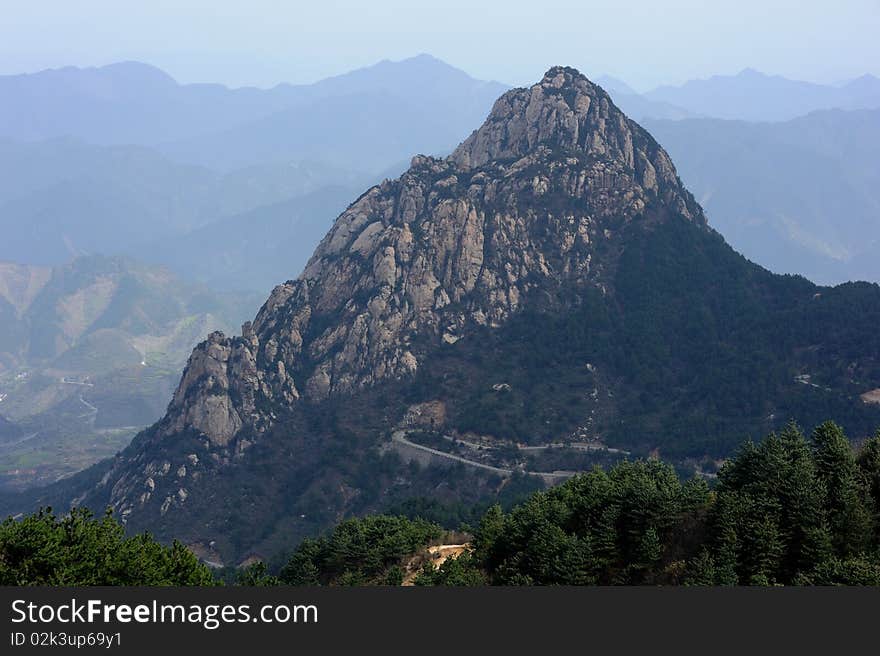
[3,421,879,585]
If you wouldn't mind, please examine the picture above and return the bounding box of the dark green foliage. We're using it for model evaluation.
[293,422,880,586]
[0,507,214,585]
[55,381,555,567]
[708,424,832,582]
[414,552,487,586]
[793,557,880,585]
[382,475,543,532]
[857,431,880,548]
[278,515,443,586]
[382,498,487,531]
[699,422,878,584]
[233,562,280,586]
[465,461,710,585]
[607,218,880,457]
[811,421,873,556]
[683,549,718,586]
[14,217,880,564]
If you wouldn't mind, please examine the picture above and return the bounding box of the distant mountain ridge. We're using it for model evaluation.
[593,74,696,121]
[0,137,368,267]
[0,55,508,172]
[646,69,880,121]
[140,186,360,292]
[541,69,880,124]
[0,56,510,274]
[0,60,294,145]
[646,108,880,284]
[158,55,509,171]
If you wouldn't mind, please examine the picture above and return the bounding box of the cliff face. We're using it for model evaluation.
[156,66,704,450]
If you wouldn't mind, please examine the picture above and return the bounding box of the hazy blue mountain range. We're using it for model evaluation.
[162,88,484,172]
[140,186,361,292]
[0,256,259,489]
[0,59,348,145]
[157,55,509,171]
[0,55,507,171]
[0,137,370,267]
[594,75,696,121]
[647,108,880,284]
[3,58,878,286]
[605,91,695,122]
[0,55,508,273]
[645,69,880,121]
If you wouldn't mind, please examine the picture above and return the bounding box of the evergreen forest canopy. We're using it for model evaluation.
[4,421,880,586]
[0,507,214,585]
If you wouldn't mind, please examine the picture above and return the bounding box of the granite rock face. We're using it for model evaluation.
[159,66,705,450]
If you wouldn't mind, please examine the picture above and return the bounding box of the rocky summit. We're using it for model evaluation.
[24,67,880,562]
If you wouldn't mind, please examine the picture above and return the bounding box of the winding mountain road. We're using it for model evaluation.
[391,430,575,482]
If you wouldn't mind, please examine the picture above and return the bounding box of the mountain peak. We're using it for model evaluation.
[540,64,588,83]
[449,66,608,168]
[843,73,880,90]
[98,61,177,84]
[449,65,671,180]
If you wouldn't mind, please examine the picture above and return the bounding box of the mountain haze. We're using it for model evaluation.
[0,55,507,173]
[0,137,361,266]
[142,186,360,292]
[0,56,509,277]
[0,61,297,145]
[593,75,695,121]
[0,256,258,489]
[159,54,508,172]
[646,69,880,121]
[646,108,880,284]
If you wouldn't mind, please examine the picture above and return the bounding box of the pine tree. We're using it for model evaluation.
[776,423,832,579]
[811,422,873,557]
[0,507,215,585]
[856,432,880,548]
[684,549,717,586]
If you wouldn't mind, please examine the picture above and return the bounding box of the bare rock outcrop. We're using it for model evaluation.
[154,65,706,453]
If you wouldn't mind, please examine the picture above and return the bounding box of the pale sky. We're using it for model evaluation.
[1,0,877,90]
